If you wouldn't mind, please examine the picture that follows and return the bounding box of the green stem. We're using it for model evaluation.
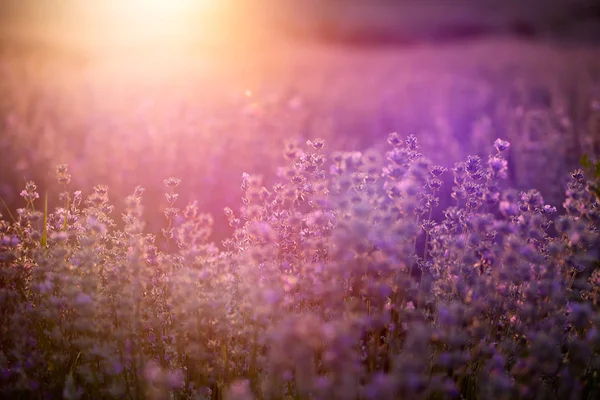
[41,190,48,248]
[423,207,433,261]
[62,196,70,232]
[408,214,421,285]
[568,270,577,290]
[221,341,229,385]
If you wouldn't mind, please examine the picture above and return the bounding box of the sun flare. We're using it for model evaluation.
[63,0,222,52]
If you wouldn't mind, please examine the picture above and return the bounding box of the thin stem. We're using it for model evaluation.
[423,207,433,261]
[408,214,421,281]
[568,270,578,290]
[41,190,48,248]
[62,194,69,232]
[0,195,16,222]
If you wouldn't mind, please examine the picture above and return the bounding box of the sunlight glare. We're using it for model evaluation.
[66,0,221,52]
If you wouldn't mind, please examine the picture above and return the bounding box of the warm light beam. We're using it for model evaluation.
[63,0,222,52]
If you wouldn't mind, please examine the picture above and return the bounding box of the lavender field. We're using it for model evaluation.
[1,4,600,399]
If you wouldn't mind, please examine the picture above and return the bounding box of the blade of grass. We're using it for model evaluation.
[0,195,16,223]
[41,190,48,247]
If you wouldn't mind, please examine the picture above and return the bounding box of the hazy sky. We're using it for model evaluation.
[0,0,596,51]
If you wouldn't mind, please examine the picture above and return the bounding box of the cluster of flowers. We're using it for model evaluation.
[4,44,600,234]
[0,134,598,400]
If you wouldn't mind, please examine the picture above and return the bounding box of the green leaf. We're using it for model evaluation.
[594,161,600,180]
[580,153,592,170]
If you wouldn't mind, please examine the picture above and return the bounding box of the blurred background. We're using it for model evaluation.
[1,0,599,52]
[1,0,599,242]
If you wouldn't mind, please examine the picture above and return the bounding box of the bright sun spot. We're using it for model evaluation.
[63,0,222,52]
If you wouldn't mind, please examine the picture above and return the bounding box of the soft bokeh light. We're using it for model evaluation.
[64,0,223,53]
[0,0,267,58]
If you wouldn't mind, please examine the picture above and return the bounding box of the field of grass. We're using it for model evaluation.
[0,34,599,399]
